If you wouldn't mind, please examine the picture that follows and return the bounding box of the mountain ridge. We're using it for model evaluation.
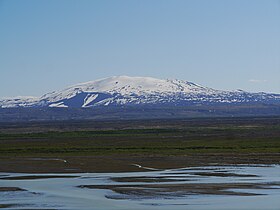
[1,76,280,108]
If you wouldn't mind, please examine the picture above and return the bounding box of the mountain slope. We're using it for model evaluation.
[1,76,280,108]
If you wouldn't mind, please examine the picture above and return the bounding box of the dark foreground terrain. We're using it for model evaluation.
[1,104,280,122]
[0,116,279,173]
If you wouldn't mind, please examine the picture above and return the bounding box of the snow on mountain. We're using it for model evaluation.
[0,96,39,108]
[1,76,280,108]
[41,76,211,101]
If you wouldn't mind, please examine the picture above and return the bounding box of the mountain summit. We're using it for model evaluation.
[1,76,280,108]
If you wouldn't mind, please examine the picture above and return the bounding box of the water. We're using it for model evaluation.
[0,165,279,210]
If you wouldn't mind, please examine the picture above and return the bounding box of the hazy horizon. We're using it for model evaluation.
[1,0,279,97]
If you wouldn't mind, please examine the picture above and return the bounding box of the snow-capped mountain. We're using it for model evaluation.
[0,96,40,108]
[1,76,280,108]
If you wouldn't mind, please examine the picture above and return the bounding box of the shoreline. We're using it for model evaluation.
[1,153,280,173]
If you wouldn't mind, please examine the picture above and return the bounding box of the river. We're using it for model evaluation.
[0,164,279,210]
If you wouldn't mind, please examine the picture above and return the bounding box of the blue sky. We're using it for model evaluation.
[0,0,279,97]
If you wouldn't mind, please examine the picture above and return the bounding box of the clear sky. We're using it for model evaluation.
[0,0,279,97]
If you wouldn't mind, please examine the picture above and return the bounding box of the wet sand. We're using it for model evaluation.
[81,183,270,198]
[0,187,25,192]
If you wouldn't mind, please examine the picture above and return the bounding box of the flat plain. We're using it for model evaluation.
[0,116,279,173]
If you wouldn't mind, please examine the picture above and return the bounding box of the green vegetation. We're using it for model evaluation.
[1,122,279,156]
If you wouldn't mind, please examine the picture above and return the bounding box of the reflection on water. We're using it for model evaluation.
[0,165,279,210]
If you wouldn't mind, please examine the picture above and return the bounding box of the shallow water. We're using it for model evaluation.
[0,165,279,210]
